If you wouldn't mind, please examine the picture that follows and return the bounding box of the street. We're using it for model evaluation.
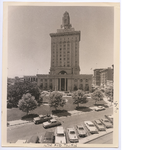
[7,107,113,143]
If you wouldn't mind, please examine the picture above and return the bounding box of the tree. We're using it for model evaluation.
[49,91,66,110]
[72,90,88,108]
[7,81,41,107]
[92,89,104,105]
[105,88,113,102]
[18,93,38,115]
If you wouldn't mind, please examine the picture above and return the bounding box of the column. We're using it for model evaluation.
[83,78,85,91]
[64,78,66,91]
[59,78,61,91]
[48,79,50,90]
[77,79,79,89]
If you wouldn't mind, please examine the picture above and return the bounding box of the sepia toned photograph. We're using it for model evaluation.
[2,2,120,148]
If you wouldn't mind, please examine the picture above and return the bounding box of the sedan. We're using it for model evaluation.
[100,118,113,128]
[84,121,98,134]
[94,106,105,111]
[76,125,87,137]
[41,132,54,143]
[55,126,66,144]
[94,120,106,131]
[105,115,113,124]
[67,128,79,143]
[43,119,61,129]
[33,114,52,124]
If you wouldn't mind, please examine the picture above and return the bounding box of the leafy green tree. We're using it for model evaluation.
[7,81,41,107]
[18,93,38,115]
[49,91,66,110]
[92,89,104,105]
[72,90,88,108]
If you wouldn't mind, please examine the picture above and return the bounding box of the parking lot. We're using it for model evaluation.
[7,107,113,144]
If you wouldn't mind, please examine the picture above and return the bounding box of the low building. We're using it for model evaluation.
[24,76,37,82]
[99,67,113,87]
[93,69,104,86]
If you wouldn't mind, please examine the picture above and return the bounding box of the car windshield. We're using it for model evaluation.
[70,131,75,134]
[79,127,84,130]
[57,134,64,137]
[104,120,109,122]
[89,124,94,127]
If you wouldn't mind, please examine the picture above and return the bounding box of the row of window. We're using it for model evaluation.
[52,37,78,42]
[74,79,89,82]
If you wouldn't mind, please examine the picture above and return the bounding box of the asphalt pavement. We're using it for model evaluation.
[7,107,113,143]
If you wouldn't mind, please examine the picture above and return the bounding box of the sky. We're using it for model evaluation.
[7,6,114,78]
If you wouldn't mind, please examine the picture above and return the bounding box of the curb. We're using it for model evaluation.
[8,121,33,127]
[79,129,113,144]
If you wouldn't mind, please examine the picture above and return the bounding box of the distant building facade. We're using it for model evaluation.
[93,69,104,86]
[37,12,92,91]
[93,67,114,87]
[99,67,113,87]
[24,76,37,82]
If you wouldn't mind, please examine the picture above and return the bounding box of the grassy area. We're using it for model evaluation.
[7,97,107,121]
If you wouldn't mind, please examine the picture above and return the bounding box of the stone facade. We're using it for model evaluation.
[37,12,92,91]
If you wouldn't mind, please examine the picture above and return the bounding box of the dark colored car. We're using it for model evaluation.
[26,135,39,143]
[105,115,113,124]
[43,119,61,129]
[33,114,52,124]
[100,118,113,128]
[41,132,54,143]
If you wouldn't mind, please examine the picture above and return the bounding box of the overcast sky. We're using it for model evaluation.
[8,6,114,78]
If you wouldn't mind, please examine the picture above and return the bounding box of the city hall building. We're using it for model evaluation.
[37,12,92,91]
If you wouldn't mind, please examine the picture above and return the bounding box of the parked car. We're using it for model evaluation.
[15,140,27,144]
[33,114,52,124]
[26,135,39,143]
[43,119,61,129]
[105,115,113,124]
[94,106,105,111]
[94,120,106,131]
[84,121,98,134]
[103,104,109,108]
[67,128,79,143]
[55,126,66,144]
[76,125,87,137]
[41,132,54,143]
[100,118,113,128]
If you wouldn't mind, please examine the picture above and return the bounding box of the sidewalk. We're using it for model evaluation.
[8,120,31,126]
[79,128,113,144]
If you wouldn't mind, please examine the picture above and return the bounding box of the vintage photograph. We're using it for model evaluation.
[2,2,120,148]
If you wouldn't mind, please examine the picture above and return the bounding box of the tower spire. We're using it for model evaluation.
[61,11,72,29]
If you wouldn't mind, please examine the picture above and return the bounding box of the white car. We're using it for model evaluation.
[84,121,98,134]
[67,128,79,143]
[55,126,66,144]
[94,106,105,111]
[16,140,26,144]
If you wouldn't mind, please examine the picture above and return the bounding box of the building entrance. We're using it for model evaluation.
[58,78,68,91]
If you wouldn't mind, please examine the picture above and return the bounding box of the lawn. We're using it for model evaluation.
[7,97,107,121]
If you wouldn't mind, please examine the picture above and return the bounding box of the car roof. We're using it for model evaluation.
[44,132,54,138]
[68,128,75,131]
[51,119,57,122]
[39,115,44,117]
[56,126,64,134]
[77,125,83,128]
[85,121,93,124]
[95,120,101,124]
